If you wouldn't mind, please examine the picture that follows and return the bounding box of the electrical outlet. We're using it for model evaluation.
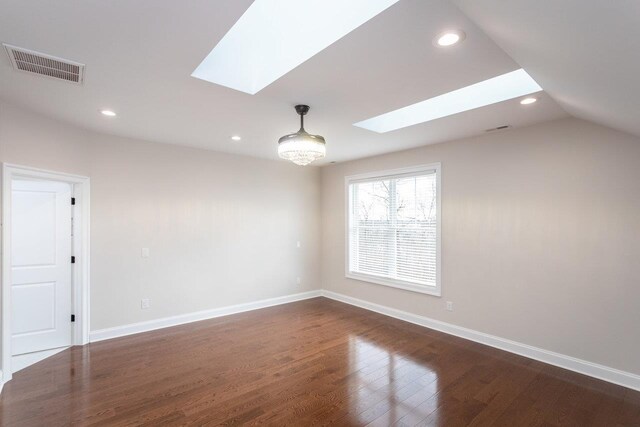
[141,298,151,309]
[141,248,150,258]
[296,277,301,285]
[446,301,453,312]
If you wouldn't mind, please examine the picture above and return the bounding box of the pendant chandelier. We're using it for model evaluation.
[278,105,326,166]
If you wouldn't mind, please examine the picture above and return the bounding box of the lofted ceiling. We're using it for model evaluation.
[453,0,640,142]
[0,0,589,165]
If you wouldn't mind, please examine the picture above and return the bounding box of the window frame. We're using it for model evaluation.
[344,163,442,296]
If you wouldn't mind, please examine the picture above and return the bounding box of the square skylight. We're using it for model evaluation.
[354,69,543,133]
[192,0,400,95]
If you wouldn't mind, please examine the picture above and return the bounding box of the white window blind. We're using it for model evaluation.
[347,165,440,295]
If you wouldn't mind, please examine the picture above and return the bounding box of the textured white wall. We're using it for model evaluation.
[321,117,640,375]
[0,102,321,330]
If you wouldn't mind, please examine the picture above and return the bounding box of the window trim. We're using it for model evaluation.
[344,163,441,297]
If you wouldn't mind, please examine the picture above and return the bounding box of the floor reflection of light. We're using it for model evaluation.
[71,345,92,422]
[347,335,440,425]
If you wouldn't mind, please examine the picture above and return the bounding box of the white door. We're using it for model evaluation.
[11,179,73,355]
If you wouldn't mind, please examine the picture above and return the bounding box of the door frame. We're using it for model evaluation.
[1,163,90,385]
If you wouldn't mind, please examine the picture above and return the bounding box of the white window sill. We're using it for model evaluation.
[346,272,441,297]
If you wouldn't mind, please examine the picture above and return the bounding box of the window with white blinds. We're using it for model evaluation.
[346,164,441,295]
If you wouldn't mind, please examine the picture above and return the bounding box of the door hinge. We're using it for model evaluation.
[71,314,76,322]
[71,197,76,205]
[71,256,76,264]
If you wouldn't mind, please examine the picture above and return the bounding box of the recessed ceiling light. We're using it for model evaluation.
[354,68,542,133]
[520,97,537,105]
[231,135,242,141]
[100,110,116,117]
[192,0,400,94]
[435,30,465,47]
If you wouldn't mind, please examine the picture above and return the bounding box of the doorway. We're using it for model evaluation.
[2,164,90,385]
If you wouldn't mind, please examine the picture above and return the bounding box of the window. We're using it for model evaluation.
[346,164,441,295]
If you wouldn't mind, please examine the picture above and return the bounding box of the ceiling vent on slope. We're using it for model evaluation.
[3,44,85,84]
[485,125,512,133]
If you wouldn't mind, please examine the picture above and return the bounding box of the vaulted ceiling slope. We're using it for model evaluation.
[454,0,640,140]
[2,0,614,164]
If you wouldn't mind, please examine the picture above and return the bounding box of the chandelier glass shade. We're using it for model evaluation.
[278,105,326,166]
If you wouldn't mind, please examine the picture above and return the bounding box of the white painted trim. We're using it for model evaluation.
[90,290,322,342]
[12,347,68,374]
[344,163,442,297]
[1,163,91,385]
[321,290,640,392]
[71,180,91,346]
[2,288,638,394]
[344,164,441,183]
[345,272,440,296]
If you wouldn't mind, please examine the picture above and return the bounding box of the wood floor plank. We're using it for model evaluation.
[0,297,638,426]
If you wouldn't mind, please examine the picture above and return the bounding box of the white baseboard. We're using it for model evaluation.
[77,287,640,393]
[90,290,322,342]
[321,290,640,392]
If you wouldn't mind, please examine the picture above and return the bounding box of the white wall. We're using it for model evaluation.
[321,117,640,376]
[3,100,639,381]
[0,102,321,331]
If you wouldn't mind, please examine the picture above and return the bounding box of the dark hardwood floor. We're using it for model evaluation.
[1,297,639,426]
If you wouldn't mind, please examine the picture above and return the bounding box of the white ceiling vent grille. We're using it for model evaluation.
[3,44,85,84]
[485,125,512,133]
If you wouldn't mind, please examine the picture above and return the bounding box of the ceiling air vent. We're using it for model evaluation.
[3,44,85,84]
[485,125,512,133]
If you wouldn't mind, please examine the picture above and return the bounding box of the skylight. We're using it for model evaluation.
[191,0,400,95]
[354,69,543,133]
